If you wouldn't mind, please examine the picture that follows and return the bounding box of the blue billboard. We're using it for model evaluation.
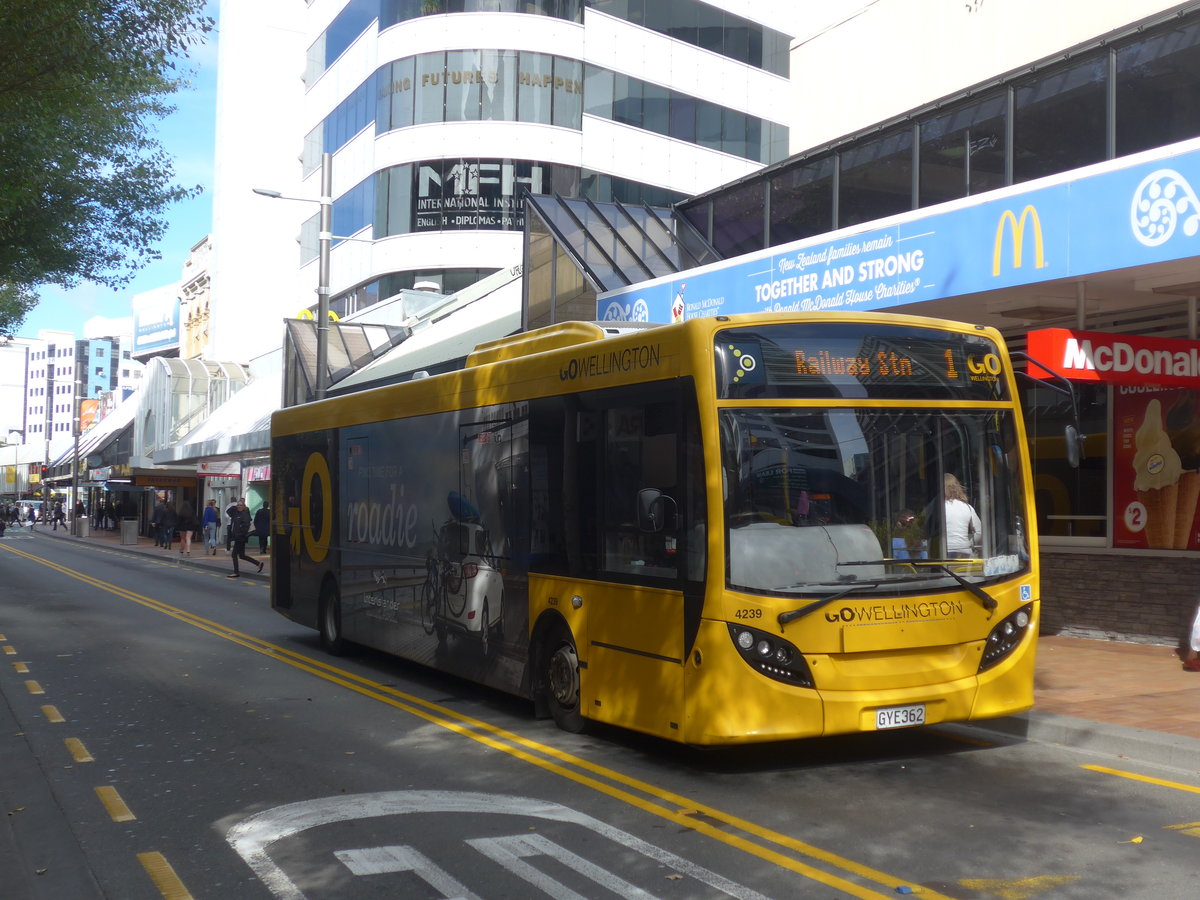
[598,138,1200,323]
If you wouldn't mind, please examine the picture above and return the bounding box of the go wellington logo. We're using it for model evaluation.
[991,205,1046,277]
[1131,168,1200,247]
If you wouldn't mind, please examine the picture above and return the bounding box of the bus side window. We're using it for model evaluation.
[602,401,679,578]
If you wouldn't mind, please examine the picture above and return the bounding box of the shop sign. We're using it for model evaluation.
[135,475,195,488]
[198,460,242,477]
[245,464,271,482]
[1027,328,1200,388]
[597,137,1200,324]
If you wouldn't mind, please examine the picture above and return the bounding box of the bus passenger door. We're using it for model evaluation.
[582,387,699,739]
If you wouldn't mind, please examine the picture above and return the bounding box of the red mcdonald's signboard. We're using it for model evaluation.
[1026,328,1200,387]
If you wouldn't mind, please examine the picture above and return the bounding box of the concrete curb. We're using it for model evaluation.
[957,711,1200,772]
[26,526,270,582]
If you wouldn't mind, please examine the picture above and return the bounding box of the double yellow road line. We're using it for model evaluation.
[5,542,951,898]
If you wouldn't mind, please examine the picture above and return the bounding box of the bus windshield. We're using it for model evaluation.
[721,407,1029,596]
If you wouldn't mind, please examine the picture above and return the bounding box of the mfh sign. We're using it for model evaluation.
[1026,328,1200,387]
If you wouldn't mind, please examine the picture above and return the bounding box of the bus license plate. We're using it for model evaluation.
[876,704,925,730]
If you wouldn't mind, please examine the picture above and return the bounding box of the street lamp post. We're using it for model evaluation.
[315,151,332,401]
[72,362,81,535]
[253,151,333,401]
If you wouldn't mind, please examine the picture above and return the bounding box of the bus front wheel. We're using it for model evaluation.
[319,582,345,655]
[543,626,584,733]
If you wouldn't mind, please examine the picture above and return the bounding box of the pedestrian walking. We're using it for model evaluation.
[225,499,238,552]
[202,499,220,555]
[162,501,178,551]
[253,502,270,555]
[51,501,65,531]
[178,500,196,556]
[227,497,263,578]
[151,498,167,547]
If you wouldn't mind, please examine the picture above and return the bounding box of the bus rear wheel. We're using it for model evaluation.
[319,582,345,655]
[543,626,584,733]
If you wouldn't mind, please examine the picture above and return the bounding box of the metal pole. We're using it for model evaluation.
[71,356,81,535]
[315,152,332,401]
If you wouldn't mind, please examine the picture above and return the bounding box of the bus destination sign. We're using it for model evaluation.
[717,323,1008,401]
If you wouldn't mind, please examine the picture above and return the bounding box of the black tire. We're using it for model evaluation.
[319,582,345,655]
[543,624,584,733]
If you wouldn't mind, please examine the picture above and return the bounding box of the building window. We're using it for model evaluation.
[1013,55,1107,184]
[1116,20,1200,157]
[919,91,1007,207]
[839,127,914,228]
[711,179,765,257]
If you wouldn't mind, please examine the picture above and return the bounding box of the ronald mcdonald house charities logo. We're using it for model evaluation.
[1131,168,1200,247]
[992,205,1046,277]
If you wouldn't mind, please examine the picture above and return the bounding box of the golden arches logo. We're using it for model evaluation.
[295,309,340,322]
[992,205,1046,277]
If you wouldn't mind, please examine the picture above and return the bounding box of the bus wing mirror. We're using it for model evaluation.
[638,488,677,532]
[638,488,664,532]
[1064,424,1084,468]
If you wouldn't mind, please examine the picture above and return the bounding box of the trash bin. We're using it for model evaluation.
[76,519,89,538]
[120,518,138,545]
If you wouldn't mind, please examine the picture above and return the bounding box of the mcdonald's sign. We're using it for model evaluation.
[992,205,1047,277]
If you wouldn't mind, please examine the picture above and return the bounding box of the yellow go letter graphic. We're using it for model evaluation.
[302,452,333,563]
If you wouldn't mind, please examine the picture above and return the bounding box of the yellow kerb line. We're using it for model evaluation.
[1082,765,1200,795]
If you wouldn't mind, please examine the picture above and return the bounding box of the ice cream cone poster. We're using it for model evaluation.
[1115,388,1200,549]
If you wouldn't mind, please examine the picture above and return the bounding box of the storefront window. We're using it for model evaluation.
[1022,382,1107,542]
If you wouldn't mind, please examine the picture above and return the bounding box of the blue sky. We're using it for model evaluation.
[17,4,220,339]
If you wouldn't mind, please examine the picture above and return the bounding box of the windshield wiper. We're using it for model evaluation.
[778,582,881,628]
[938,565,997,617]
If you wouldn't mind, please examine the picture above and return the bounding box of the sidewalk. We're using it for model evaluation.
[25,519,270,581]
[17,523,1200,767]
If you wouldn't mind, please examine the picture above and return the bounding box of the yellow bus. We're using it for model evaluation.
[270,311,1038,744]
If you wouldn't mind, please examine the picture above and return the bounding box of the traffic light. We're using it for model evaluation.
[40,465,48,478]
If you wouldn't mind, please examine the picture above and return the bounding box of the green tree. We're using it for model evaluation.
[0,1,214,336]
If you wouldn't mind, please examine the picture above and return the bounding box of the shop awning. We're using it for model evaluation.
[152,371,280,465]
[47,393,139,472]
[328,266,523,395]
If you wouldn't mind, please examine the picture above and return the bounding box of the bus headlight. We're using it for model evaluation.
[979,603,1034,672]
[728,624,814,688]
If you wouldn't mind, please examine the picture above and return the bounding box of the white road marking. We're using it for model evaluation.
[468,832,658,900]
[334,844,482,899]
[227,790,769,900]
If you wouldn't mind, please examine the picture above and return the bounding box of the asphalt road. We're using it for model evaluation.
[1,533,1198,899]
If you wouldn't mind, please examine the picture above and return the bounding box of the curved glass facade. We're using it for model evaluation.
[307,0,583,84]
[299,158,683,262]
[588,0,790,76]
[377,51,583,132]
[307,52,788,174]
[308,0,786,85]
